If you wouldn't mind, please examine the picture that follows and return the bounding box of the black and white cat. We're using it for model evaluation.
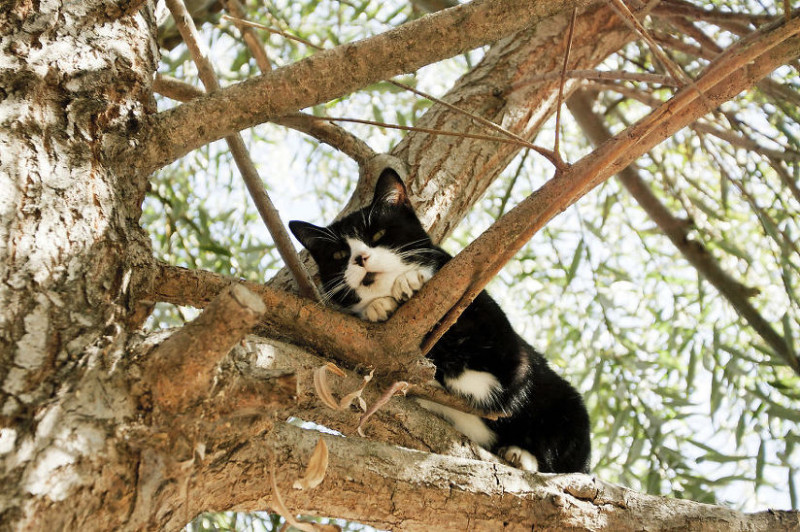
[289,168,591,474]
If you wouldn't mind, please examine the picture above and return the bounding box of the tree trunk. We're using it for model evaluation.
[0,1,156,527]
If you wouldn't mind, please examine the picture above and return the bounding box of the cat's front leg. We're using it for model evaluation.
[391,268,433,301]
[363,296,399,322]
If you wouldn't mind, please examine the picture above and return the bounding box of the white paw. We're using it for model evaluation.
[391,269,431,301]
[363,296,399,322]
[500,446,539,472]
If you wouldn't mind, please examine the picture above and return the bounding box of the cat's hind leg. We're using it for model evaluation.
[499,446,539,472]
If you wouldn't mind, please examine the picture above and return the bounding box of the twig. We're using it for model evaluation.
[316,116,565,170]
[606,0,691,86]
[357,381,409,437]
[221,14,321,49]
[164,0,320,301]
[554,7,578,158]
[222,0,272,72]
[511,69,679,90]
[385,80,563,170]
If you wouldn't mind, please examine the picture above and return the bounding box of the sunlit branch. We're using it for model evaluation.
[164,0,320,301]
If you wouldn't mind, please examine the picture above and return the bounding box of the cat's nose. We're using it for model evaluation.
[354,253,368,267]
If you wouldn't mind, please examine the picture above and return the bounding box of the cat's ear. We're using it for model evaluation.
[288,220,327,252]
[373,168,410,207]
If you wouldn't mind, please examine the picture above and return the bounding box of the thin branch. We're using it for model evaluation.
[653,0,776,31]
[274,114,376,166]
[145,284,266,412]
[512,69,680,90]
[153,74,205,100]
[316,116,562,167]
[605,0,691,86]
[222,0,272,72]
[554,7,578,157]
[566,90,796,373]
[384,80,564,170]
[164,0,320,301]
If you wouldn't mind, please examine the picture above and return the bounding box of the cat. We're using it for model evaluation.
[289,168,591,474]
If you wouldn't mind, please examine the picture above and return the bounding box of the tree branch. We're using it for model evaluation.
[165,421,800,531]
[144,284,266,412]
[123,0,595,174]
[566,89,797,376]
[164,0,320,301]
[385,14,800,373]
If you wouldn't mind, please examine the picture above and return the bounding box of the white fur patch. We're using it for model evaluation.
[500,446,539,472]
[345,237,433,318]
[444,370,502,407]
[415,398,497,447]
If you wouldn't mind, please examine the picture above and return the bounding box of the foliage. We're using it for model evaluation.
[145,0,800,527]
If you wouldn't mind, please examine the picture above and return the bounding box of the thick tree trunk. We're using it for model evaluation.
[0,1,156,527]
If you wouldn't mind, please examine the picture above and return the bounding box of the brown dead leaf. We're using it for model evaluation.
[270,458,318,532]
[313,363,345,410]
[293,437,329,490]
[338,369,374,412]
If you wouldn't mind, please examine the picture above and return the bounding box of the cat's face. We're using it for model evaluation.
[290,169,436,316]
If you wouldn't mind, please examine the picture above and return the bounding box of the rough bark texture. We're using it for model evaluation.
[0,0,156,527]
[1,0,799,530]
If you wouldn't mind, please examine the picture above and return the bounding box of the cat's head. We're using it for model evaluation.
[289,168,437,313]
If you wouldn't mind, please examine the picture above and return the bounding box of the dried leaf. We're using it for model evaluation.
[270,459,318,532]
[357,381,409,437]
[313,363,345,410]
[293,437,329,490]
[338,369,374,412]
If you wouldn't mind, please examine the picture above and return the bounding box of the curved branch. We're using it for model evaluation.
[121,0,594,174]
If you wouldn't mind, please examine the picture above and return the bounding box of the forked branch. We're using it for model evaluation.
[145,284,266,412]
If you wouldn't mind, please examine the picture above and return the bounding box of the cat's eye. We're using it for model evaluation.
[371,229,386,242]
[332,250,348,260]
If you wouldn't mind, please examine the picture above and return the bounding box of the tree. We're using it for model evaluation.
[1,0,799,529]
